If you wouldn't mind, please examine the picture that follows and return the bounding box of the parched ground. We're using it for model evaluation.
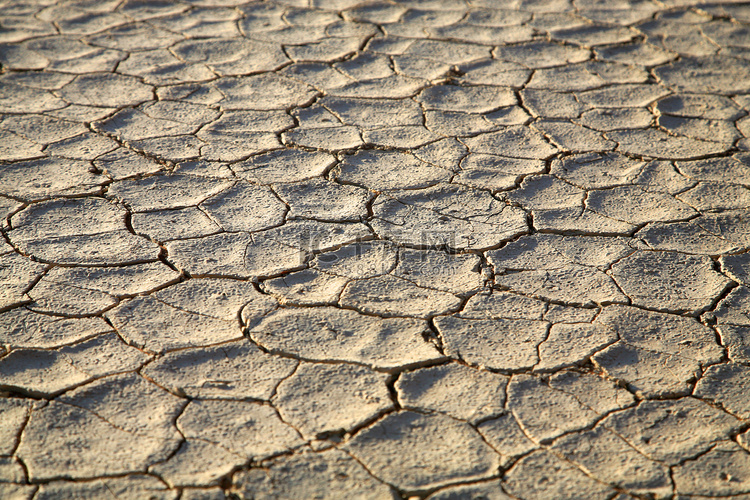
[2,0,750,498]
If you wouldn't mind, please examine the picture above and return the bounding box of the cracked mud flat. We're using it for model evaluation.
[2,0,750,499]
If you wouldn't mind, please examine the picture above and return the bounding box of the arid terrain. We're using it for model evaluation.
[2,0,750,498]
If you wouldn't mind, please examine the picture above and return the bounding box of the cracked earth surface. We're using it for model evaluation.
[2,0,750,498]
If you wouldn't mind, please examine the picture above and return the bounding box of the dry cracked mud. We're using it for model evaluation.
[1,0,750,498]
